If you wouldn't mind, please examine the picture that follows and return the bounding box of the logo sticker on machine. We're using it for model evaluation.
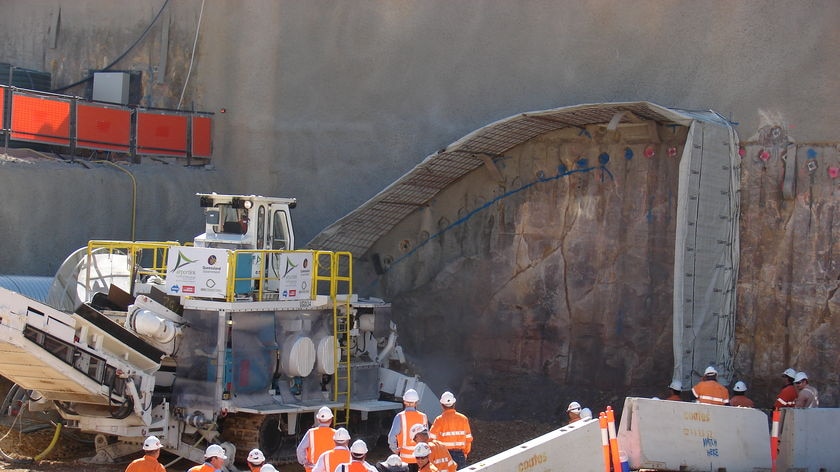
[165,247,229,299]
[277,252,313,300]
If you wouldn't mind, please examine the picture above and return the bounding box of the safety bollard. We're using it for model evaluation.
[770,409,780,472]
[599,412,611,472]
[606,406,622,472]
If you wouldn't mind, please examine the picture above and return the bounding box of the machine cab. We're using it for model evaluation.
[193,193,296,252]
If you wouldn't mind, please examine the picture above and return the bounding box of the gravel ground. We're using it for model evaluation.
[0,418,556,472]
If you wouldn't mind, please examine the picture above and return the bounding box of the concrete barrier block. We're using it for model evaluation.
[777,408,840,471]
[463,418,604,472]
[617,397,771,471]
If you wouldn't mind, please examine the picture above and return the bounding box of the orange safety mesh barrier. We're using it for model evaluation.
[76,103,131,151]
[0,86,6,130]
[192,115,212,157]
[137,111,188,156]
[11,93,71,145]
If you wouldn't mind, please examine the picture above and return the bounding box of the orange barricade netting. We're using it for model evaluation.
[136,111,188,157]
[0,86,6,130]
[192,115,212,157]
[11,93,71,145]
[76,103,131,152]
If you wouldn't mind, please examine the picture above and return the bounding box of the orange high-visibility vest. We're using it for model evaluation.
[429,440,457,472]
[187,463,215,472]
[336,460,376,472]
[692,380,729,405]
[305,426,337,469]
[774,384,797,409]
[397,410,428,463]
[320,447,351,472]
[430,409,473,456]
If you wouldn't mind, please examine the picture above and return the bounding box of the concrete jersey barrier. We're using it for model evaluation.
[462,418,604,472]
[777,408,840,471]
[617,397,771,470]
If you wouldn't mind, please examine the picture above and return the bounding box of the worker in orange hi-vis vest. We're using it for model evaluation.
[775,368,798,409]
[388,389,428,472]
[691,366,730,406]
[297,406,337,472]
[429,391,472,469]
[312,427,352,472]
[665,380,683,401]
[412,442,439,472]
[730,381,756,408]
[187,444,228,472]
[410,424,456,472]
[334,440,379,472]
[124,436,165,472]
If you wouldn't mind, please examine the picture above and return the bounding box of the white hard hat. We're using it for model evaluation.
[580,408,593,420]
[409,423,429,440]
[403,389,419,402]
[440,391,456,407]
[260,465,279,472]
[247,448,265,464]
[333,427,351,441]
[142,435,162,451]
[413,442,432,459]
[704,366,718,376]
[669,380,682,390]
[350,439,368,455]
[316,406,334,422]
[386,454,406,467]
[783,368,796,379]
[794,372,808,383]
[733,381,747,392]
[567,401,581,412]
[204,444,228,460]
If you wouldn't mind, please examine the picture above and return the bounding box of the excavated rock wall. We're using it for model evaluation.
[363,125,840,419]
[736,140,840,409]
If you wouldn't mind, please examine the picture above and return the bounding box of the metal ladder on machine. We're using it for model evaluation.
[321,251,353,428]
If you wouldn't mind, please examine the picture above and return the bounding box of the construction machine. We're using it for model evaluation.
[0,193,438,467]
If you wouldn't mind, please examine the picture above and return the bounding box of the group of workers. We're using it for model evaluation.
[664,365,820,409]
[296,388,473,472]
[125,388,472,472]
[125,438,280,472]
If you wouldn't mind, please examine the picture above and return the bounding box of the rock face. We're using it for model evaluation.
[362,124,839,419]
[736,137,840,409]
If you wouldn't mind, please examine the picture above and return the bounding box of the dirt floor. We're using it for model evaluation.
[0,417,555,472]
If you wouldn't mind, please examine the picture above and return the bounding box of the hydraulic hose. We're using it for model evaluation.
[33,422,62,461]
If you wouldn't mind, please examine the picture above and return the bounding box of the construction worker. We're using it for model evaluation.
[246,449,265,471]
[297,406,337,472]
[793,372,819,408]
[665,380,683,401]
[125,435,165,472]
[188,444,228,472]
[566,401,583,424]
[413,442,438,472]
[579,407,593,420]
[388,388,428,471]
[774,368,798,409]
[410,423,456,472]
[312,427,352,472]
[376,454,410,472]
[246,449,279,472]
[729,381,755,408]
[429,391,472,469]
[691,366,729,405]
[335,439,378,472]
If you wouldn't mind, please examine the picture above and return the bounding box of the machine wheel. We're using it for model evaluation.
[220,412,300,465]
